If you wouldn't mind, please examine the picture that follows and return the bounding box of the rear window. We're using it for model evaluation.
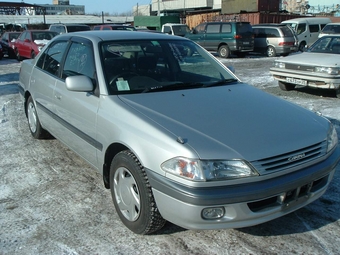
[67,26,90,32]
[280,26,294,37]
[236,23,253,34]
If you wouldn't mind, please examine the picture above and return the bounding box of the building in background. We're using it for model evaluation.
[37,0,85,15]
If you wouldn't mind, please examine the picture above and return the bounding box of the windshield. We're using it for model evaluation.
[308,36,340,54]
[101,39,237,95]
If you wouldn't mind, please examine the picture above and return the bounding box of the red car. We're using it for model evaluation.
[14,30,58,60]
[0,31,21,58]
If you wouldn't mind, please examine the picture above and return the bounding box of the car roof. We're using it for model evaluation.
[53,30,190,41]
[252,23,288,27]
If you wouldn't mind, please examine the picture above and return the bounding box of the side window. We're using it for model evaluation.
[195,24,206,33]
[221,24,231,33]
[36,40,68,76]
[163,26,171,33]
[18,32,25,41]
[297,23,306,35]
[309,24,320,33]
[62,41,96,82]
[265,28,280,38]
[103,27,111,30]
[256,28,267,38]
[206,24,220,33]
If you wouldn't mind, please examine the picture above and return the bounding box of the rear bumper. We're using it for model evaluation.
[147,146,340,230]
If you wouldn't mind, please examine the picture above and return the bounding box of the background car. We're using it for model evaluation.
[0,44,3,60]
[49,23,91,34]
[93,24,136,31]
[270,35,340,98]
[14,30,58,60]
[185,21,254,58]
[0,31,21,58]
[318,23,340,38]
[252,24,298,57]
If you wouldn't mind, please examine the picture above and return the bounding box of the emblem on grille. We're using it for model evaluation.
[288,153,305,162]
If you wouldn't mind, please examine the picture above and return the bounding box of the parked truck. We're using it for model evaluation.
[134,16,189,36]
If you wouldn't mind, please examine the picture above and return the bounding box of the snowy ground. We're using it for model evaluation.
[0,56,340,255]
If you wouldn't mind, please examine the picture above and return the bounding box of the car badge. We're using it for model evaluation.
[288,153,305,162]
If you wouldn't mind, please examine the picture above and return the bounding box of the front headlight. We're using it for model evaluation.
[314,66,340,75]
[327,124,338,153]
[161,157,259,181]
[274,62,285,69]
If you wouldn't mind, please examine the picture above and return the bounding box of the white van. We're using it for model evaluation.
[281,17,331,51]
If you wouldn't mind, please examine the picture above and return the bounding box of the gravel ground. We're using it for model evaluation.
[1,55,340,255]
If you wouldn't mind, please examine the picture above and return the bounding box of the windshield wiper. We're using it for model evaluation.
[142,82,203,93]
[203,78,238,88]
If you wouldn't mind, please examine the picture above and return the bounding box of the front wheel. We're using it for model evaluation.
[278,81,296,91]
[110,150,166,234]
[31,51,36,59]
[16,49,22,61]
[218,45,230,58]
[299,42,306,52]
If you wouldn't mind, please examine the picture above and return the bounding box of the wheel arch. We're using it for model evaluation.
[102,142,130,189]
[23,91,32,117]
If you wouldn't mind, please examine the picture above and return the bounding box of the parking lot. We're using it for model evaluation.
[1,56,340,255]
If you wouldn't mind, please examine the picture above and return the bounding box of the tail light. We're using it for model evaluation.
[234,34,242,39]
[278,42,294,46]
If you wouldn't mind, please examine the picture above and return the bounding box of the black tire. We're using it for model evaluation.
[26,96,49,139]
[278,81,296,91]
[110,150,166,234]
[31,51,36,59]
[266,46,276,57]
[218,45,230,58]
[299,42,306,52]
[16,49,22,61]
[336,88,340,99]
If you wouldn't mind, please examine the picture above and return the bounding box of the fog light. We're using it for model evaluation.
[202,207,225,219]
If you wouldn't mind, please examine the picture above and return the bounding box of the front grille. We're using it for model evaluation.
[251,141,327,174]
[285,63,314,72]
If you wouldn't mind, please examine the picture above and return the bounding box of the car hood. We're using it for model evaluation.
[278,52,339,66]
[118,84,328,161]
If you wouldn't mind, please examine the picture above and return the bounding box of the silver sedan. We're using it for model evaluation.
[19,31,340,234]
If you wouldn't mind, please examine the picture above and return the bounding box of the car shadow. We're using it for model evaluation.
[295,86,338,98]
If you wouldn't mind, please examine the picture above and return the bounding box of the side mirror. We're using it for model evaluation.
[66,75,94,92]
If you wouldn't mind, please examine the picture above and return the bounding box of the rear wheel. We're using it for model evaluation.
[278,81,296,91]
[26,96,49,139]
[266,46,276,57]
[218,45,230,58]
[110,150,166,234]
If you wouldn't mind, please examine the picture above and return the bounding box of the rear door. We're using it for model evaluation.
[235,23,254,51]
[30,39,69,132]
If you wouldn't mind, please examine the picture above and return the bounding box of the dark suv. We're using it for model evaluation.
[185,22,254,58]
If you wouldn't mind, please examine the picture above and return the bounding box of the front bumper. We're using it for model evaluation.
[147,146,340,230]
[270,68,340,90]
